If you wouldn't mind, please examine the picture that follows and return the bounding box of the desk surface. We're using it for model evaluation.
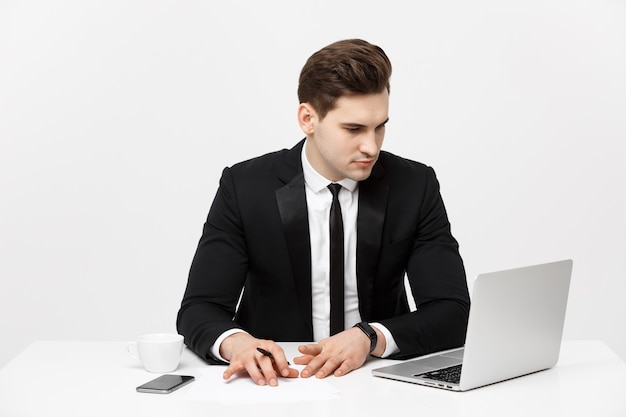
[0,340,624,416]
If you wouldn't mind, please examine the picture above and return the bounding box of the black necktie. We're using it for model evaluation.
[328,183,344,336]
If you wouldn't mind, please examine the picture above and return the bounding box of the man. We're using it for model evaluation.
[177,39,470,387]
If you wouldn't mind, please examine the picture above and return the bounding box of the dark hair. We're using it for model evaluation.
[297,39,392,119]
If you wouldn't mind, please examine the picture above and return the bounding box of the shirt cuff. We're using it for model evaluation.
[370,322,399,358]
[210,328,248,362]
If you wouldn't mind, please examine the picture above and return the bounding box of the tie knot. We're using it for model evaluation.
[328,183,342,197]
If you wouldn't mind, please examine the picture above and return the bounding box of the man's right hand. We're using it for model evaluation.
[220,332,299,386]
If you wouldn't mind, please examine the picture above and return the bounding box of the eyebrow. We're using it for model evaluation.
[342,117,390,129]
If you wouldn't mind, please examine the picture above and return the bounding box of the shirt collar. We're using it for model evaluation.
[301,140,358,193]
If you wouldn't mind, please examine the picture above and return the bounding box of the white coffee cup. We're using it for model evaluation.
[127,333,184,373]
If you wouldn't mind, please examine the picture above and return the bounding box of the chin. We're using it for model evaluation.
[348,170,373,182]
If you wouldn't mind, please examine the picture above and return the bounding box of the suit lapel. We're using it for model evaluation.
[356,162,388,321]
[275,140,314,334]
[274,140,388,330]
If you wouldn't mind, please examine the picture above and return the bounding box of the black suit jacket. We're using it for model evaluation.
[177,139,470,363]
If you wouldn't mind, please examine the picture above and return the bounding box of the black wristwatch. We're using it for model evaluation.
[354,322,378,353]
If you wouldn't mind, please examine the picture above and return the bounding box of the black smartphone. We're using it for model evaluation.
[136,374,195,394]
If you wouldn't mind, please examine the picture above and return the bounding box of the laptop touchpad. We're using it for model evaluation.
[410,356,461,375]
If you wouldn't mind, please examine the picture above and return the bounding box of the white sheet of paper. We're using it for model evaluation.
[184,366,342,404]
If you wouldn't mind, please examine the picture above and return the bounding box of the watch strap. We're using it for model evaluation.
[354,322,377,353]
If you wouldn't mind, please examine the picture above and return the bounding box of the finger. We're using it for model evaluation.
[223,361,245,380]
[296,343,329,377]
[256,355,280,386]
[293,354,315,365]
[332,360,355,377]
[294,344,322,367]
[262,345,294,377]
[298,343,322,355]
[270,359,300,379]
[282,367,300,378]
[312,356,343,379]
[300,353,332,378]
[244,357,270,386]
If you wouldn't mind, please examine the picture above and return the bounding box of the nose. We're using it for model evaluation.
[359,129,382,156]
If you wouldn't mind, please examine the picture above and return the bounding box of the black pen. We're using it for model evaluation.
[257,347,290,365]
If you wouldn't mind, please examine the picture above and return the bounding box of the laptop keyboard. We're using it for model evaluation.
[419,364,462,384]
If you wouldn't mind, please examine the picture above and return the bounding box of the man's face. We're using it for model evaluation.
[304,91,389,182]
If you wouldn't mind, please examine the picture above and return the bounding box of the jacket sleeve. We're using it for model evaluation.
[380,166,470,360]
[176,167,247,363]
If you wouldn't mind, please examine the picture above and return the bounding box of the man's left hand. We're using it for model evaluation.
[294,326,382,378]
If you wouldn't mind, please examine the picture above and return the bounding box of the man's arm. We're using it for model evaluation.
[176,167,249,362]
[177,166,301,386]
[293,165,469,376]
[380,166,470,359]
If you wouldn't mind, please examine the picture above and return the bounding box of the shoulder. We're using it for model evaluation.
[367,151,443,201]
[218,140,304,193]
[229,148,289,172]
[227,140,303,176]
[375,150,434,179]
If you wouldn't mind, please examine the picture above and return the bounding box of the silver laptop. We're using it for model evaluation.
[372,259,573,391]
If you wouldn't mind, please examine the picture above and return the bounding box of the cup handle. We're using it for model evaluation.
[127,341,139,359]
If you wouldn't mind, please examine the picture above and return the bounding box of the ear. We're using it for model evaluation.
[297,103,316,135]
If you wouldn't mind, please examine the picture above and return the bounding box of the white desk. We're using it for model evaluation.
[0,341,624,416]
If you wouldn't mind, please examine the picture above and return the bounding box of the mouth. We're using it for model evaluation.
[354,159,375,168]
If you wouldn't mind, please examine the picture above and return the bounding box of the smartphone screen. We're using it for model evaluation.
[136,374,195,394]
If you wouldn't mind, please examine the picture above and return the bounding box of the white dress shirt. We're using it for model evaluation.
[301,144,361,340]
[300,143,398,357]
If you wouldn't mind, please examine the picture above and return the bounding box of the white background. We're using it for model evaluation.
[1,0,625,368]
